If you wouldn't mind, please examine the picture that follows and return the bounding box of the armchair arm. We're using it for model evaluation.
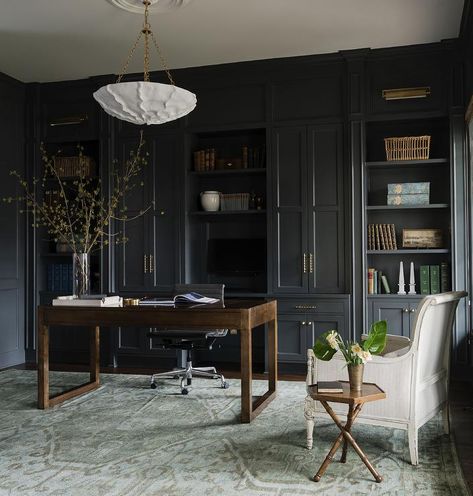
[361,333,410,356]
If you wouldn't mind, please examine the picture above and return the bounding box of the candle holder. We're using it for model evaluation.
[397,261,407,295]
[408,261,416,295]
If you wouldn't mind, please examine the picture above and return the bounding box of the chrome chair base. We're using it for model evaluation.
[150,360,229,395]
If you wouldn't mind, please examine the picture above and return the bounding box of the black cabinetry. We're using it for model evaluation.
[271,123,345,294]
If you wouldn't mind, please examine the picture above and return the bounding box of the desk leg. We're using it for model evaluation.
[90,326,100,385]
[240,325,252,423]
[268,318,277,393]
[37,308,49,409]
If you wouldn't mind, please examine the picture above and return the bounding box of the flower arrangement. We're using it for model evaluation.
[3,132,150,295]
[313,320,387,365]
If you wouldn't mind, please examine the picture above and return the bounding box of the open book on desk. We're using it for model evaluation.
[138,292,219,306]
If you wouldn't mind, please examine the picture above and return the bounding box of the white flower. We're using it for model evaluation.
[350,344,372,364]
[351,343,362,355]
[326,330,339,350]
[361,350,372,363]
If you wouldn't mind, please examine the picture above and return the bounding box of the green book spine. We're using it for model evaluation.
[430,265,440,294]
[381,275,391,294]
[440,262,450,292]
[373,270,378,294]
[420,265,430,294]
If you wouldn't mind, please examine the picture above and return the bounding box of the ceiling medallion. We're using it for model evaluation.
[107,0,193,14]
[95,0,196,125]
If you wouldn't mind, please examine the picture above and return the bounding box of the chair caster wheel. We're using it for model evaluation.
[221,381,229,389]
[181,388,189,395]
[150,382,157,389]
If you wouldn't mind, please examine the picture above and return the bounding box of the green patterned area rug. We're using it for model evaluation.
[0,370,469,496]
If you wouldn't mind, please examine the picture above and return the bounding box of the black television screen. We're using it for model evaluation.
[207,238,266,274]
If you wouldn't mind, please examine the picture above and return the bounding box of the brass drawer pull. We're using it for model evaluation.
[144,254,148,274]
[309,253,314,274]
[303,253,308,274]
[294,305,317,310]
[149,254,154,273]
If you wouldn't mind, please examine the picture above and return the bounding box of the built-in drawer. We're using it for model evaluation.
[277,298,347,315]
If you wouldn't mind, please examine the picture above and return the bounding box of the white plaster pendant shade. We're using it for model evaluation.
[93,81,196,125]
[107,0,193,14]
[95,0,196,125]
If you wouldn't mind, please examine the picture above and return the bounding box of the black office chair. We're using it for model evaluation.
[147,283,229,395]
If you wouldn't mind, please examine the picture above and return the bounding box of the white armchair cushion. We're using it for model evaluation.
[383,346,410,358]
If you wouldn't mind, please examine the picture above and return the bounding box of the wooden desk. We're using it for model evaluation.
[37,299,277,423]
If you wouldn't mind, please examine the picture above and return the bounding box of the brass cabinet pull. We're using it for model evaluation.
[403,308,409,313]
[309,253,314,274]
[301,321,306,326]
[294,305,317,310]
[149,254,154,273]
[303,253,308,274]
[307,321,313,326]
[410,308,416,313]
[144,254,148,274]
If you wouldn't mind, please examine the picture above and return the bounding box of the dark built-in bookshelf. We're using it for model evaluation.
[186,128,268,294]
[364,117,452,330]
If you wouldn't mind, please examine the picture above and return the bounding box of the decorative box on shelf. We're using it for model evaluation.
[402,228,443,249]
[52,156,96,177]
[384,135,431,161]
[387,182,430,206]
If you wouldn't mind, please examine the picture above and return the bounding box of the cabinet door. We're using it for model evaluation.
[277,313,307,363]
[370,299,410,337]
[272,127,308,293]
[307,124,345,293]
[148,135,180,291]
[306,315,346,348]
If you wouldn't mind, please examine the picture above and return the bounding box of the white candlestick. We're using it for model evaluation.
[398,261,406,295]
[408,261,416,295]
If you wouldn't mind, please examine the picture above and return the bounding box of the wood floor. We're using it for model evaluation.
[6,362,473,491]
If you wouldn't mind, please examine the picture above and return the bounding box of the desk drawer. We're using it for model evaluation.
[277,298,346,315]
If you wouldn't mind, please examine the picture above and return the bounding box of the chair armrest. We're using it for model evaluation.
[361,333,410,355]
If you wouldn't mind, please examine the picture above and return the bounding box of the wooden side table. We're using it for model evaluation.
[307,382,386,483]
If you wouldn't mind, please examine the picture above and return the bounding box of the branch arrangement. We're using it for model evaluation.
[3,132,151,254]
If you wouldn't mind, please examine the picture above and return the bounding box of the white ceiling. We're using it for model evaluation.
[0,0,464,83]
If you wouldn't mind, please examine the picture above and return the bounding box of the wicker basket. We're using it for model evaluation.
[384,135,431,161]
[52,156,96,177]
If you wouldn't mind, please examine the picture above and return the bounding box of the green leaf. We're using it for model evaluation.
[362,320,387,355]
[312,330,338,361]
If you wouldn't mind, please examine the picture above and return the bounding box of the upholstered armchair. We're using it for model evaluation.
[305,291,467,465]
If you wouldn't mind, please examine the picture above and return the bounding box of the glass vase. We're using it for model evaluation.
[72,252,90,297]
[347,363,364,392]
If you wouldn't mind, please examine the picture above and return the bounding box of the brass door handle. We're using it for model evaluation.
[149,254,154,273]
[303,253,308,274]
[309,253,314,274]
[294,305,317,310]
[144,254,148,274]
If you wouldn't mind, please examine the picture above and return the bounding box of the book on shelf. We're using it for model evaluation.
[368,268,391,294]
[316,381,343,393]
[420,265,430,294]
[440,262,450,292]
[139,292,219,306]
[381,274,391,294]
[52,295,123,307]
[368,268,375,294]
[367,224,397,250]
[430,265,440,294]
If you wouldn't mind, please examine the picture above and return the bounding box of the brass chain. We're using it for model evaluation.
[115,0,175,86]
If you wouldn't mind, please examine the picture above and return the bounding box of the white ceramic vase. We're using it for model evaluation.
[200,191,220,211]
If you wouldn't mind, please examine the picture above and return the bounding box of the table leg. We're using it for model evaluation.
[240,324,252,423]
[268,318,277,393]
[313,403,362,482]
[340,404,355,463]
[37,308,49,409]
[90,326,100,385]
[322,400,383,483]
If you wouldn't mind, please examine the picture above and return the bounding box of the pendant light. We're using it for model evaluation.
[94,0,196,125]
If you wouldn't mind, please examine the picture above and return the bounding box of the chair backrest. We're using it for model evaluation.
[174,283,225,303]
[410,291,467,386]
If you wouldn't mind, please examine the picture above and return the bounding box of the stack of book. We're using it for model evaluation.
[420,262,450,294]
[242,145,266,169]
[220,193,250,211]
[368,224,397,250]
[193,149,216,171]
[52,156,96,178]
[52,295,123,307]
[368,268,391,294]
[387,182,430,206]
[47,263,73,293]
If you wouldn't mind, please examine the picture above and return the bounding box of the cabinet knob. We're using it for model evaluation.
[160,210,165,216]
[410,309,416,313]
[404,308,409,313]
[301,321,306,326]
[307,321,312,326]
